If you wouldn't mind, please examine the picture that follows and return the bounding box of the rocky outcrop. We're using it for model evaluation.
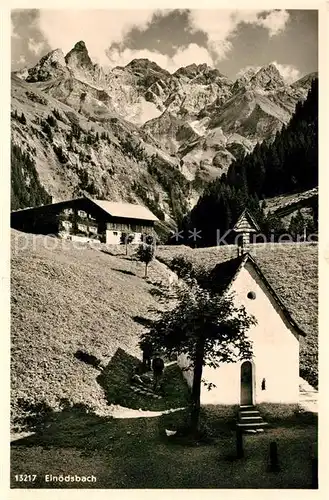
[25,49,67,82]
[65,41,94,71]
[249,63,286,91]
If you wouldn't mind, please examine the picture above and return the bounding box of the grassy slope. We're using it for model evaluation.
[156,243,318,387]
[264,187,318,215]
[11,230,176,424]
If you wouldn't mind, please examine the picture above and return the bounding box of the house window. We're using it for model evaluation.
[62,221,72,230]
[89,225,97,234]
[63,208,73,216]
[77,223,87,232]
[113,231,118,236]
[78,210,87,218]
[261,378,266,390]
[108,222,130,231]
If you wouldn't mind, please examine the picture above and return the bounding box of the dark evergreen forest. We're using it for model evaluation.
[175,78,318,246]
[11,143,52,211]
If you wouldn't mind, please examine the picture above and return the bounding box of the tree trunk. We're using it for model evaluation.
[190,337,205,434]
[125,241,128,256]
[145,263,148,278]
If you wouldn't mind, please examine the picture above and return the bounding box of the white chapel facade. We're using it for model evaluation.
[179,252,305,407]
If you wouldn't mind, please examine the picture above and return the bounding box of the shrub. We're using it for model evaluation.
[143,234,156,245]
[136,243,155,278]
[53,108,64,122]
[25,91,48,105]
[74,350,101,369]
[171,255,195,279]
[11,110,27,125]
[120,232,135,255]
[41,119,53,141]
[53,145,68,164]
[14,398,53,432]
[46,114,57,127]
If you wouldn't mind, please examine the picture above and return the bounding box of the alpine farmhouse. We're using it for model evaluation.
[11,195,158,244]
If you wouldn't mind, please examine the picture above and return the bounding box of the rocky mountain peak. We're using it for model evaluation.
[125,58,170,77]
[174,63,213,78]
[65,40,94,70]
[43,48,66,66]
[173,63,228,89]
[25,48,66,82]
[250,64,285,89]
[73,40,87,51]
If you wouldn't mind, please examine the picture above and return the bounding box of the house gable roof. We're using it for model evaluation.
[208,252,306,338]
[11,195,159,222]
[89,198,159,222]
[233,209,260,233]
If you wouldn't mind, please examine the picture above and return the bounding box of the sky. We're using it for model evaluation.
[11,9,318,83]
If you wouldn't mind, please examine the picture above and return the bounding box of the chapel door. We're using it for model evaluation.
[240,361,253,405]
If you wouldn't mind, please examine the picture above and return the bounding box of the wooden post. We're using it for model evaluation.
[269,441,280,472]
[311,457,318,488]
[236,427,244,458]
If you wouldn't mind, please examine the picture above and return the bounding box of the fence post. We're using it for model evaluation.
[311,457,318,488]
[236,427,244,458]
[269,441,280,472]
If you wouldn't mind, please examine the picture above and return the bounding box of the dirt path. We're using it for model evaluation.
[105,404,186,419]
[299,377,318,413]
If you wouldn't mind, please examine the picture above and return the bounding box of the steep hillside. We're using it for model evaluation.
[11,230,175,426]
[264,187,318,227]
[12,41,316,223]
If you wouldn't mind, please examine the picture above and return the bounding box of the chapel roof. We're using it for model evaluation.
[207,252,306,337]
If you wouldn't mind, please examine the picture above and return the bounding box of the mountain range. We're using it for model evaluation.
[11,40,317,230]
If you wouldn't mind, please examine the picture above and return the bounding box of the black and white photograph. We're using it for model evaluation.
[8,4,320,490]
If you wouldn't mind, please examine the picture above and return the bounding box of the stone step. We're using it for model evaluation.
[237,421,268,429]
[239,411,260,417]
[239,417,263,425]
[237,405,268,432]
[244,428,265,434]
[237,406,268,433]
[130,385,162,399]
[240,416,263,420]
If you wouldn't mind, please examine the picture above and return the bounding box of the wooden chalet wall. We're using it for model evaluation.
[11,198,155,242]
